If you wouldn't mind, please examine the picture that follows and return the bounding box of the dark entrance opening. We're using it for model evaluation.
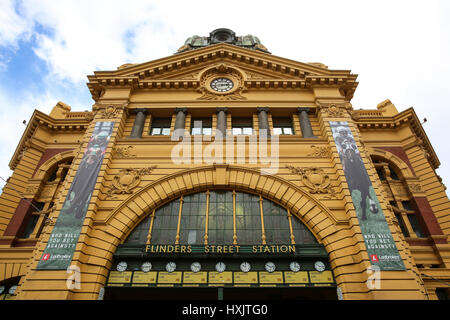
[104,286,338,300]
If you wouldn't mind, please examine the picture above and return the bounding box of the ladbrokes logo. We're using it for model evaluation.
[42,253,50,261]
[370,254,379,262]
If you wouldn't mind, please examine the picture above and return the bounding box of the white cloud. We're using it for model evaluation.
[0,0,33,48]
[0,0,449,196]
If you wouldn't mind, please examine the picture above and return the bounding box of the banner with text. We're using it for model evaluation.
[37,121,114,270]
[330,121,405,270]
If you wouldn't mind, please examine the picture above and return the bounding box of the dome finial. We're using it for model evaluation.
[177,28,270,54]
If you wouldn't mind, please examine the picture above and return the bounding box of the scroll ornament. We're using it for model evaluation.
[286,165,338,198]
[105,166,156,199]
[319,103,352,118]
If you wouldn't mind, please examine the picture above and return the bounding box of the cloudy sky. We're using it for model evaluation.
[0,0,449,197]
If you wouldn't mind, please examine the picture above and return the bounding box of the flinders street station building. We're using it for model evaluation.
[0,28,449,300]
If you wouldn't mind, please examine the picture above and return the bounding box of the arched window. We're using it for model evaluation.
[371,156,427,238]
[124,190,317,246]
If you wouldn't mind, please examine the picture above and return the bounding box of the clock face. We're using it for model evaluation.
[265,261,276,273]
[190,262,201,273]
[141,262,152,273]
[8,285,17,295]
[240,261,251,273]
[166,262,177,273]
[210,78,234,92]
[289,261,301,272]
[215,262,226,273]
[314,261,326,272]
[116,261,127,272]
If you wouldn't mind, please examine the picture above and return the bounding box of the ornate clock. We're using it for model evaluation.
[210,78,234,92]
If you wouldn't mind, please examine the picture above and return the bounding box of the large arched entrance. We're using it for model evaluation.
[104,188,337,300]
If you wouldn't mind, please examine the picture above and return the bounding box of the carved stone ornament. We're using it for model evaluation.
[113,146,136,158]
[100,105,121,118]
[197,63,247,100]
[25,185,39,195]
[408,183,422,193]
[307,145,332,158]
[105,166,156,199]
[319,103,352,118]
[286,165,337,198]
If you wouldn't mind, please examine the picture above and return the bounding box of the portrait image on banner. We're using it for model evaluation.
[330,121,405,270]
[37,121,115,270]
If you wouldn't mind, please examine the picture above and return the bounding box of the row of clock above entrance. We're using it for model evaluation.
[114,260,327,274]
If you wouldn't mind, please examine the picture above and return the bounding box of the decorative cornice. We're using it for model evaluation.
[9,110,90,170]
[87,43,358,101]
[355,107,439,169]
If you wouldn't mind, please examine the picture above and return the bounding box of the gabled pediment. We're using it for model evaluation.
[87,43,358,101]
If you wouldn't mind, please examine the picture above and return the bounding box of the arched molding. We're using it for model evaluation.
[103,165,339,248]
[33,150,76,182]
[368,147,414,179]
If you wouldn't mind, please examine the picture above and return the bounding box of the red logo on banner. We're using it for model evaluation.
[42,253,50,261]
[370,254,379,262]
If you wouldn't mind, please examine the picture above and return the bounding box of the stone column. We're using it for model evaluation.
[216,107,228,139]
[297,107,317,138]
[129,108,147,138]
[257,107,270,138]
[172,108,187,140]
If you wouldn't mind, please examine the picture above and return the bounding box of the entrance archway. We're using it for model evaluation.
[103,166,339,300]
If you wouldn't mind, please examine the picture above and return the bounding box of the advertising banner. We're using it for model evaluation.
[37,121,114,270]
[330,121,405,270]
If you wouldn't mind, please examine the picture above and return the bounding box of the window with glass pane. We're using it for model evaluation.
[232,118,253,135]
[401,201,413,211]
[124,215,151,244]
[150,118,171,135]
[389,165,400,180]
[272,117,293,135]
[123,190,318,246]
[291,214,317,244]
[376,168,386,181]
[191,118,212,135]
[149,200,180,243]
[262,200,291,244]
[394,213,409,237]
[179,193,207,244]
[235,192,261,244]
[407,214,426,237]
[208,191,233,244]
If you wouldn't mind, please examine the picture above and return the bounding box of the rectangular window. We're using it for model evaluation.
[232,118,253,135]
[401,200,413,211]
[376,168,386,181]
[20,202,45,238]
[395,213,409,237]
[272,117,294,135]
[407,213,426,238]
[150,118,171,136]
[191,118,212,135]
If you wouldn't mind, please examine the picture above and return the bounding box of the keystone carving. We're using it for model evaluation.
[105,166,156,199]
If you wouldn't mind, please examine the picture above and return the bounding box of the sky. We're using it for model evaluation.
[0,0,449,197]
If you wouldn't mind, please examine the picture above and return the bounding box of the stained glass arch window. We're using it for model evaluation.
[124,190,317,245]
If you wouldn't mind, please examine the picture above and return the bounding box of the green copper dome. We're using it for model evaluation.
[177,28,270,54]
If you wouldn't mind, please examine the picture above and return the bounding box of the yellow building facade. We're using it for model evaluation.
[0,29,449,300]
